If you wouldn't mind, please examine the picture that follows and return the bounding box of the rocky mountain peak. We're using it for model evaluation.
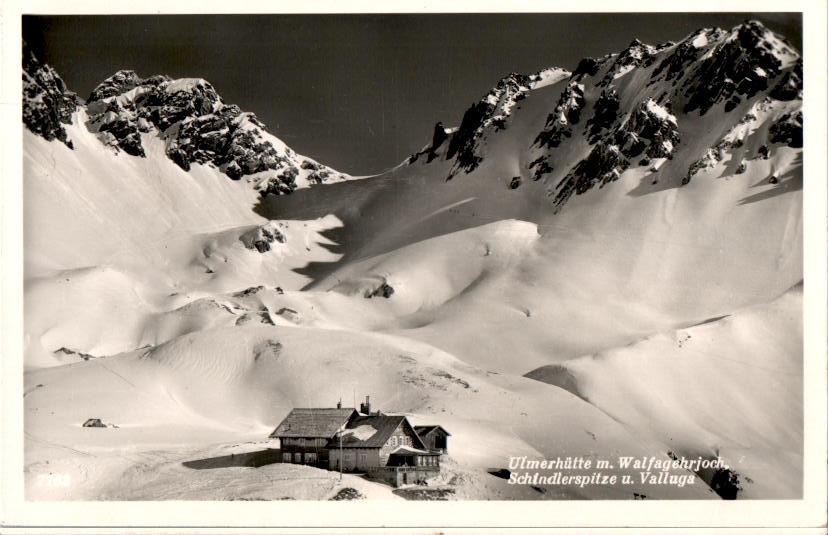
[406,20,801,211]
[676,20,799,115]
[22,58,347,195]
[440,72,534,177]
[88,70,147,102]
[22,42,80,148]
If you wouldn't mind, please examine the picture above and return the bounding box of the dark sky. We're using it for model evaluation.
[22,13,801,175]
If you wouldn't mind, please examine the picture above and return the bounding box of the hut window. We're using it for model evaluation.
[390,436,397,447]
[358,453,367,466]
[305,452,317,463]
[282,453,291,463]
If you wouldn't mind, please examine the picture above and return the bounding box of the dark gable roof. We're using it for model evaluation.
[269,408,358,438]
[327,415,428,450]
[414,425,451,437]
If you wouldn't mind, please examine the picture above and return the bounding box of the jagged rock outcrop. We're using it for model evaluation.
[534,81,586,149]
[681,98,793,185]
[85,75,303,186]
[240,223,287,253]
[571,57,602,79]
[770,59,802,101]
[613,99,680,160]
[529,20,800,204]
[23,56,347,196]
[649,29,723,86]
[22,42,79,148]
[87,70,147,102]
[769,110,802,148]
[428,121,449,162]
[586,88,620,141]
[597,39,660,87]
[553,142,629,206]
[443,73,533,178]
[678,21,797,115]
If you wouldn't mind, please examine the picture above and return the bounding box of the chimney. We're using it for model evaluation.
[360,395,371,415]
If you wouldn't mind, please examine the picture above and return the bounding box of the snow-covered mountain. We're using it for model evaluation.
[23,20,803,501]
[23,41,349,196]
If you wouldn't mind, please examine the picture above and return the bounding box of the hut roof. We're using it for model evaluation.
[327,414,428,450]
[269,408,358,438]
[413,425,451,437]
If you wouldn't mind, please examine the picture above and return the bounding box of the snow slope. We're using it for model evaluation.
[25,325,713,500]
[527,283,803,498]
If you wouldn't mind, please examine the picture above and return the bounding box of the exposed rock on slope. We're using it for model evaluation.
[534,81,585,150]
[408,20,801,209]
[22,41,80,148]
[23,55,348,197]
[83,73,345,193]
[240,223,287,253]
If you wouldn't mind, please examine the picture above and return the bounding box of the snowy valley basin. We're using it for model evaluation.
[20,15,804,502]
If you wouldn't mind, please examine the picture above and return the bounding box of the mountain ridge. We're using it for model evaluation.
[408,20,801,210]
[23,51,350,197]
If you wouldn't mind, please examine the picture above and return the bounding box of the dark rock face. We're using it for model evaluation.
[531,20,799,205]
[598,39,658,87]
[534,81,585,149]
[427,121,449,163]
[770,59,802,101]
[571,57,601,79]
[553,142,630,206]
[769,111,803,148]
[443,73,531,178]
[540,95,679,196]
[710,467,742,500]
[681,22,784,115]
[22,42,79,148]
[445,101,490,176]
[87,70,145,102]
[613,100,680,159]
[240,224,286,253]
[260,165,299,196]
[587,89,621,141]
[431,121,448,151]
[81,71,342,194]
[86,75,297,181]
[650,31,708,85]
[21,45,345,195]
[89,98,147,157]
